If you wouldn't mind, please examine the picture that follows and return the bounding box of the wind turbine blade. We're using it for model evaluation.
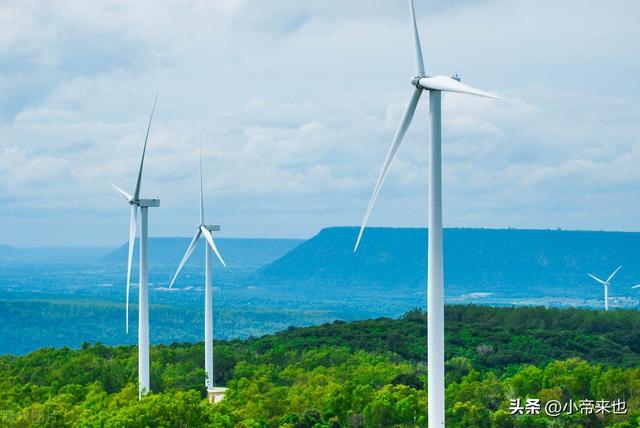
[408,0,425,76]
[169,230,202,288]
[632,284,640,289]
[133,93,159,202]
[588,273,606,285]
[418,76,500,99]
[606,265,622,283]
[111,184,132,202]
[199,143,205,225]
[201,226,226,267]
[354,87,422,252]
[126,205,138,334]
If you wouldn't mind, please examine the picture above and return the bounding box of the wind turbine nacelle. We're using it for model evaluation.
[138,198,160,207]
[415,75,500,99]
[202,224,221,232]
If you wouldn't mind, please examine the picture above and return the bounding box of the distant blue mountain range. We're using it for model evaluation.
[4,227,640,300]
[257,227,640,298]
[104,237,304,269]
[2,227,640,354]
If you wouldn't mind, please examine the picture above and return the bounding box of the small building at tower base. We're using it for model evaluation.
[207,387,228,404]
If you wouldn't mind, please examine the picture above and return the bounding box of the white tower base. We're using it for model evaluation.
[139,206,150,399]
[204,228,214,389]
[427,90,445,427]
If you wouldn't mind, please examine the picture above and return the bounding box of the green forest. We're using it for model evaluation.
[1,305,639,427]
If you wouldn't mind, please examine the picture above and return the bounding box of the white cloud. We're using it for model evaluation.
[0,0,639,245]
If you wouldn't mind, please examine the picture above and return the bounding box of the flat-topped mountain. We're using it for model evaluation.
[257,227,640,297]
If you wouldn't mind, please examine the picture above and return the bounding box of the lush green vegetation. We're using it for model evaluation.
[1,305,639,427]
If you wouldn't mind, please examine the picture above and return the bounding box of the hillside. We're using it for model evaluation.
[104,237,303,269]
[1,306,638,427]
[259,305,640,370]
[257,227,640,298]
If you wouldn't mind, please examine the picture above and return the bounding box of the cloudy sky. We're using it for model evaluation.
[0,0,639,246]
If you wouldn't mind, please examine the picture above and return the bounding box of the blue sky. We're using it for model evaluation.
[0,0,639,246]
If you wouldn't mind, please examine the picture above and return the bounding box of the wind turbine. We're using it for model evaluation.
[168,146,226,393]
[353,1,498,426]
[111,94,160,398]
[588,266,621,311]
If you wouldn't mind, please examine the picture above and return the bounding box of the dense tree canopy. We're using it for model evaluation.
[1,305,639,427]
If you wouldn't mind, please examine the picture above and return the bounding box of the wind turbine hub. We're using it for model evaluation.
[138,198,161,208]
[411,76,426,88]
[201,224,221,232]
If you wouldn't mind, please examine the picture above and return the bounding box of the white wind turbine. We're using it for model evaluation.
[111,94,160,398]
[588,266,621,311]
[353,1,499,426]
[168,147,226,392]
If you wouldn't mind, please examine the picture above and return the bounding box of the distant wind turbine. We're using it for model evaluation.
[352,0,499,425]
[588,266,621,311]
[168,146,226,393]
[111,94,160,398]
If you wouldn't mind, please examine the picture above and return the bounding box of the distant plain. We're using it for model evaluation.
[1,227,639,355]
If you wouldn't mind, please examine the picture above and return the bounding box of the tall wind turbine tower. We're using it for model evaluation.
[169,146,226,395]
[588,266,621,311]
[353,1,499,426]
[112,94,160,398]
